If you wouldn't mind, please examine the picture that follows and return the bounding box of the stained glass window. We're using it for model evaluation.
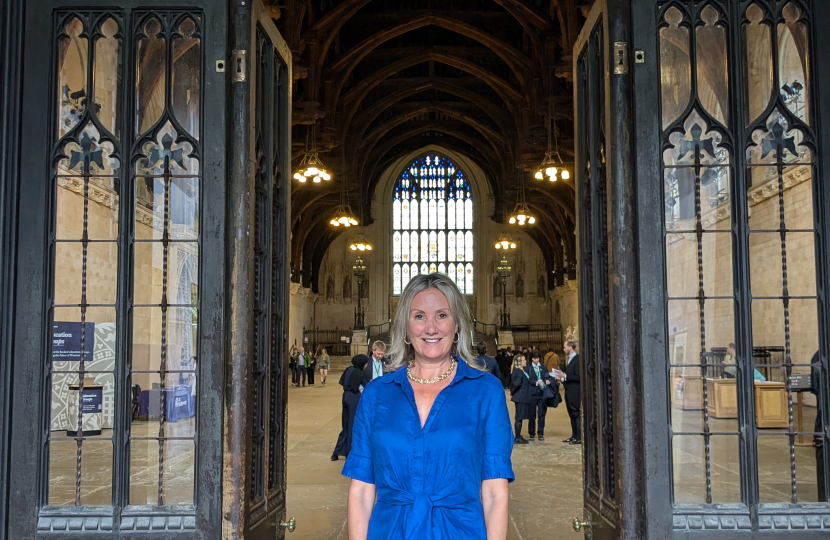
[402,231,410,262]
[393,232,401,261]
[392,153,474,295]
[393,264,402,294]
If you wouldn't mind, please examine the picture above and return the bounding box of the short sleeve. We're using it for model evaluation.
[482,380,515,482]
[342,387,375,484]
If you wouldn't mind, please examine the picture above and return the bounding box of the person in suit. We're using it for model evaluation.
[553,340,581,444]
[332,354,370,460]
[524,349,554,441]
[365,340,387,382]
[509,354,531,444]
[475,341,502,380]
[495,348,511,388]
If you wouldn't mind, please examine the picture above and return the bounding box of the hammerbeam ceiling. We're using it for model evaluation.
[272,0,594,289]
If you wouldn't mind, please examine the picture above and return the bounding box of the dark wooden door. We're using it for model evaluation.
[8,0,229,537]
[235,2,293,539]
[574,0,830,538]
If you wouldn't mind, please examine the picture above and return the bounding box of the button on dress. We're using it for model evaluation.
[342,358,514,540]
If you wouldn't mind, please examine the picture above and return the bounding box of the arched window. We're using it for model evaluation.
[392,153,473,295]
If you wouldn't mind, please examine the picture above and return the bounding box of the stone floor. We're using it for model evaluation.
[285,370,585,540]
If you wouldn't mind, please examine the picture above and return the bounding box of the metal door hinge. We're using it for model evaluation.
[232,49,247,82]
[613,42,628,74]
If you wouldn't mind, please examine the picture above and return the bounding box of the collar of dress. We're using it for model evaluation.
[382,356,486,385]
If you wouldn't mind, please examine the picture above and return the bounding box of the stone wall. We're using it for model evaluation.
[667,166,817,381]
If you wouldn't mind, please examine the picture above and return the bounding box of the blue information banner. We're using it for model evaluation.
[52,321,95,362]
[81,387,103,413]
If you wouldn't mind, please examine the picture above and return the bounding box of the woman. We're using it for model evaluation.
[332,354,370,461]
[289,346,299,387]
[318,346,331,387]
[509,355,532,445]
[343,273,513,540]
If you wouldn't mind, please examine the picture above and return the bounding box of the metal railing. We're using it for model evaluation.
[472,319,498,336]
[510,324,563,353]
[303,326,352,356]
[367,321,390,342]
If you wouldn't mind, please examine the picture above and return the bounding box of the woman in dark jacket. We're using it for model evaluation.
[332,354,370,460]
[510,354,532,444]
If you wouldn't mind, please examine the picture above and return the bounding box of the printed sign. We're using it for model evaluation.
[789,373,812,391]
[81,387,103,413]
[52,321,95,362]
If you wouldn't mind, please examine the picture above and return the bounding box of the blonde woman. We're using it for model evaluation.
[509,355,532,444]
[317,346,331,386]
[344,273,513,540]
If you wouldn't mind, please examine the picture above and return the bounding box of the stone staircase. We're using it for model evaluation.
[472,332,499,356]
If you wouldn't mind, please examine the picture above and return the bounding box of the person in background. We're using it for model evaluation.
[723,342,737,378]
[295,346,309,387]
[510,354,531,445]
[365,340,387,382]
[317,346,331,387]
[307,346,317,386]
[475,341,502,380]
[495,348,511,388]
[332,354,370,461]
[544,347,560,372]
[524,350,553,441]
[289,345,299,387]
[553,340,581,445]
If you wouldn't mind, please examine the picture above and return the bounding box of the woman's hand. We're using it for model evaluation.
[481,478,509,540]
[347,479,376,540]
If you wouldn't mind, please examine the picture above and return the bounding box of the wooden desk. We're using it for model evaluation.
[707,378,737,418]
[672,375,703,410]
[755,381,788,429]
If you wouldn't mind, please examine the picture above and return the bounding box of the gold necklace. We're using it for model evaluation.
[407,359,456,384]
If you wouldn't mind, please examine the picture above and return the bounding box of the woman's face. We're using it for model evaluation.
[521,356,527,367]
[408,288,458,364]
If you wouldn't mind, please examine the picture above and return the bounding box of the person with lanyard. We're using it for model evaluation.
[365,340,386,382]
[524,349,553,441]
[552,340,581,445]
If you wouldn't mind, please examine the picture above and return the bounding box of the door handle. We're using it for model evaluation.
[280,517,296,532]
[573,514,592,532]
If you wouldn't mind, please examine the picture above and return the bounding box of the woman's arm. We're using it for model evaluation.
[481,478,509,540]
[347,479,376,540]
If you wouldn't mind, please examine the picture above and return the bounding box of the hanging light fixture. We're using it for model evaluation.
[349,232,373,251]
[508,170,536,226]
[330,179,358,227]
[494,231,517,250]
[535,84,569,182]
[294,122,332,183]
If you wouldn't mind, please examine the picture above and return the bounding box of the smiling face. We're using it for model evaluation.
[408,288,458,365]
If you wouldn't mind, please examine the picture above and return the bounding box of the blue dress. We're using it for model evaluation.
[342,358,514,540]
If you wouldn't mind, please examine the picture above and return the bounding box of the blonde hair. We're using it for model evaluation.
[371,340,387,352]
[512,355,525,371]
[387,273,480,371]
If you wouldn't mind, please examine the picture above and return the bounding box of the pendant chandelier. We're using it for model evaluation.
[508,170,536,226]
[330,179,358,227]
[294,122,331,183]
[349,232,373,251]
[535,90,569,182]
[349,201,373,250]
[494,231,517,250]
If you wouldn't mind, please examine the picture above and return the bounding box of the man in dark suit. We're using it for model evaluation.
[365,340,387,382]
[475,342,502,380]
[555,340,581,444]
[524,350,554,441]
